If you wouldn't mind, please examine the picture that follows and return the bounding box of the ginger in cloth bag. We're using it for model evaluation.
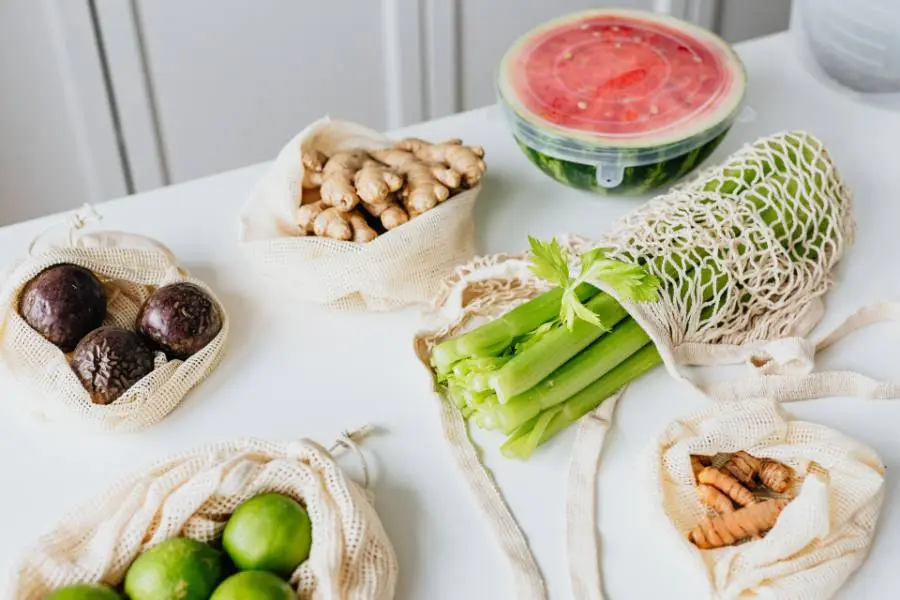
[0,209,228,432]
[414,131,855,599]
[240,117,482,312]
[9,432,398,600]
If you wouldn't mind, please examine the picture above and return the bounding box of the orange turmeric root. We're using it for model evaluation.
[723,451,762,489]
[759,459,794,493]
[698,467,756,507]
[691,455,711,480]
[688,499,789,549]
[696,484,734,514]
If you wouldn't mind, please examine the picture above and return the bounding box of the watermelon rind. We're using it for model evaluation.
[516,128,728,196]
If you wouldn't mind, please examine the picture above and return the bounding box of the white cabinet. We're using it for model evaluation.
[0,1,124,226]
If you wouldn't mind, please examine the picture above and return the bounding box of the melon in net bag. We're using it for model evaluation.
[0,209,229,432]
[240,117,481,312]
[413,130,855,599]
[8,432,398,600]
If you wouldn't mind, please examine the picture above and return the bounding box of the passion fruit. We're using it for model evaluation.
[137,283,222,359]
[71,327,155,405]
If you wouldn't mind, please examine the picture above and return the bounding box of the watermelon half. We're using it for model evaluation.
[498,9,746,195]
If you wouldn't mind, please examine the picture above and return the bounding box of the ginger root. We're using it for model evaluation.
[320,150,403,211]
[301,149,327,189]
[313,206,352,241]
[688,499,789,549]
[295,136,485,242]
[396,138,486,187]
[698,467,756,507]
[696,484,734,514]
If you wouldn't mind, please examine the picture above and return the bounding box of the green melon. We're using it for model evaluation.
[498,8,746,196]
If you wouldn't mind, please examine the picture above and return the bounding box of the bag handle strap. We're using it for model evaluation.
[707,301,900,402]
[566,389,624,600]
[437,395,548,599]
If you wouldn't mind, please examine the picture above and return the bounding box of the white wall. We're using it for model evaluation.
[0,1,124,226]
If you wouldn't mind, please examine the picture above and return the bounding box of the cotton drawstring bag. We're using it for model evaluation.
[413,130,857,599]
[646,397,885,600]
[240,117,481,312]
[0,207,229,432]
[8,429,399,600]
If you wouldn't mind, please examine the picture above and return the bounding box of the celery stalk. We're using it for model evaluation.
[430,283,598,373]
[500,344,662,459]
[488,293,629,402]
[486,319,650,434]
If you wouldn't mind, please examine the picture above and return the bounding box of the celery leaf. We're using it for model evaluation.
[527,236,570,288]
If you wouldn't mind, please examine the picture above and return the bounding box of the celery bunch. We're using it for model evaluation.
[432,132,841,459]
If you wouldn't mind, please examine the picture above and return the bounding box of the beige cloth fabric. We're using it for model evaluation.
[240,117,480,312]
[9,433,398,600]
[647,398,885,600]
[0,210,229,432]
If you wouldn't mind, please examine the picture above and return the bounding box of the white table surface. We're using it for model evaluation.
[2,31,900,599]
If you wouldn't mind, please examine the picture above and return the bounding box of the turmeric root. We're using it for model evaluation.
[723,451,762,489]
[688,499,789,549]
[759,459,794,493]
[696,484,735,514]
[320,151,403,211]
[396,138,487,186]
[313,206,352,241]
[698,467,756,507]
[347,210,378,243]
[301,149,326,189]
[691,455,711,480]
[361,195,409,230]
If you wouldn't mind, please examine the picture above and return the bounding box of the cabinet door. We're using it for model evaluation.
[0,1,125,225]
[101,0,423,186]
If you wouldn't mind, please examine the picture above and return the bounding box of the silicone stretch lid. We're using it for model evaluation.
[498,9,746,167]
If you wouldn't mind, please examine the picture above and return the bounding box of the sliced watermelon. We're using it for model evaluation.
[498,9,746,195]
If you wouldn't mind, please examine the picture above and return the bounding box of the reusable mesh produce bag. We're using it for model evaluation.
[648,397,884,600]
[413,131,856,599]
[0,210,229,432]
[9,432,398,600]
[240,117,481,312]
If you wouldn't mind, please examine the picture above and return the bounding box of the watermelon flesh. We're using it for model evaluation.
[498,9,746,195]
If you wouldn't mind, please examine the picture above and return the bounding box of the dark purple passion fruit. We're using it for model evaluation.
[137,282,222,359]
[19,264,107,351]
[71,327,155,405]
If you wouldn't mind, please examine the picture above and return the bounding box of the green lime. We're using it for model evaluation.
[45,584,121,600]
[123,537,226,600]
[222,493,312,577]
[210,571,294,600]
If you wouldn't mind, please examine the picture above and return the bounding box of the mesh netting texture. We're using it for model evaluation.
[0,229,228,432]
[240,117,480,312]
[648,398,884,599]
[9,437,398,600]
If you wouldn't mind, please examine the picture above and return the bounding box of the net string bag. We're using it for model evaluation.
[239,117,481,312]
[644,396,885,600]
[9,427,399,600]
[0,205,229,432]
[413,130,859,599]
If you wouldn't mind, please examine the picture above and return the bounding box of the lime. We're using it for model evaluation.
[222,493,312,577]
[45,584,121,600]
[124,537,226,600]
[210,571,294,600]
